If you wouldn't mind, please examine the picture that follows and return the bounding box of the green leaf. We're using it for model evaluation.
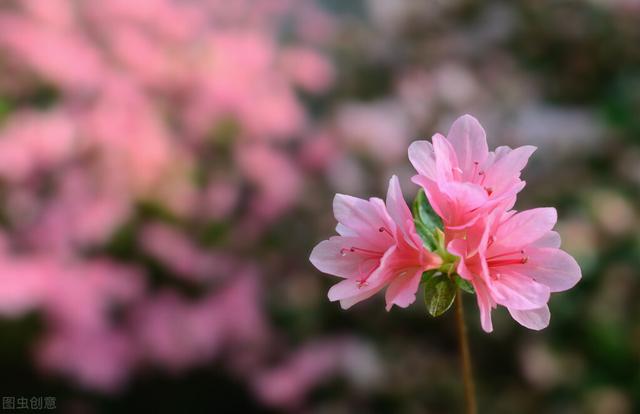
[423,275,456,317]
[420,269,439,284]
[412,189,443,230]
[454,275,475,294]
[411,189,443,251]
[414,221,438,251]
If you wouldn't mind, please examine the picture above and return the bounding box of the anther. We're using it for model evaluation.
[378,227,393,237]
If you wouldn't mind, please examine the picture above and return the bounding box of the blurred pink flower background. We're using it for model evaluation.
[0,0,366,408]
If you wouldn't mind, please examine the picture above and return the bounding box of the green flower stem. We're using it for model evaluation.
[455,287,477,414]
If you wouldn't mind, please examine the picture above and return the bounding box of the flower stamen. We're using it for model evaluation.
[487,249,528,267]
[378,226,393,238]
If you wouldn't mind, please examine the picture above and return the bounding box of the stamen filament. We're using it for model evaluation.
[341,246,383,258]
[487,249,527,267]
[487,258,528,267]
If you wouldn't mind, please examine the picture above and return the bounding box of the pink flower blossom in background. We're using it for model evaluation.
[409,114,536,233]
[281,46,335,93]
[237,143,303,222]
[0,110,76,183]
[252,338,382,410]
[38,327,136,393]
[0,0,350,405]
[298,128,340,172]
[336,101,413,165]
[448,208,581,332]
[139,223,235,283]
[311,176,442,310]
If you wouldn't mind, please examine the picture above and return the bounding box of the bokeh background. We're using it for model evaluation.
[0,0,638,412]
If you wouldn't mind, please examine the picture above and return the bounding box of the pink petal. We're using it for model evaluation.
[508,306,550,330]
[448,239,479,283]
[408,140,437,180]
[440,182,489,212]
[477,212,498,283]
[412,175,449,222]
[483,145,536,192]
[327,246,396,308]
[362,246,397,287]
[530,231,561,248]
[488,270,550,310]
[385,175,413,233]
[519,247,581,292]
[327,279,381,309]
[335,223,357,237]
[439,181,489,229]
[446,114,488,180]
[333,194,393,246]
[474,281,494,333]
[490,145,512,164]
[494,208,557,248]
[432,133,458,182]
[309,237,363,278]
[384,268,423,311]
[327,278,364,301]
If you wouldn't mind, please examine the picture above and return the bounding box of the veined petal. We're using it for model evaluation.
[474,280,494,333]
[494,208,557,248]
[310,236,376,278]
[508,306,550,330]
[449,239,477,282]
[483,145,536,191]
[519,247,581,292]
[327,246,397,309]
[328,279,382,309]
[385,175,413,236]
[408,140,437,180]
[384,268,423,311]
[333,193,394,246]
[439,181,489,229]
[336,223,357,237]
[488,270,550,310]
[490,145,512,164]
[432,133,458,182]
[530,231,561,249]
[412,175,449,222]
[446,114,489,179]
[440,181,489,211]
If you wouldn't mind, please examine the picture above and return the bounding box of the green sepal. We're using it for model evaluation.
[454,275,475,294]
[423,274,456,317]
[411,189,443,251]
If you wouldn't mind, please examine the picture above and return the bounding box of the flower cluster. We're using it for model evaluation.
[311,115,581,332]
[0,0,362,405]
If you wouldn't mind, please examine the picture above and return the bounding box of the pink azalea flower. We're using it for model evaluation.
[409,114,537,232]
[448,207,581,332]
[310,176,442,310]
